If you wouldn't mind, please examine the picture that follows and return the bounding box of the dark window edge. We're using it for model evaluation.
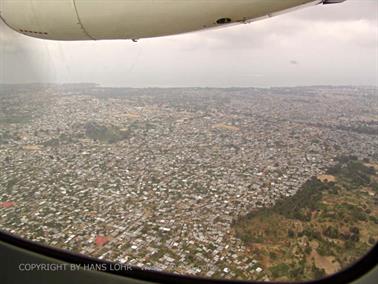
[0,229,376,284]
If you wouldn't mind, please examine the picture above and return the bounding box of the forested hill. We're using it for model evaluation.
[233,156,378,281]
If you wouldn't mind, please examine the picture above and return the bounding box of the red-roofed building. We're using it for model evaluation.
[95,236,109,246]
[0,201,15,208]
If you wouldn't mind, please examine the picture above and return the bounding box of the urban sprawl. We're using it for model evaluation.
[0,85,377,280]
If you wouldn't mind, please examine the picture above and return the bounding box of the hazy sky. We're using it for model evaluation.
[1,0,377,87]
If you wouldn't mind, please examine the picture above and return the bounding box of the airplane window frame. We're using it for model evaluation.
[0,229,377,284]
[1,1,377,283]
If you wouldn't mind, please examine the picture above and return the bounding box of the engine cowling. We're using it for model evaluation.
[0,0,330,41]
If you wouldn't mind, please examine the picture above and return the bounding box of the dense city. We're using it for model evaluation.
[0,84,377,280]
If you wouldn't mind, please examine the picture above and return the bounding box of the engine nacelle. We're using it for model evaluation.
[0,0,334,41]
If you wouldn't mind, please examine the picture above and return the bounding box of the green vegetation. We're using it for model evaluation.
[270,263,290,278]
[43,133,76,147]
[0,115,31,124]
[0,131,12,144]
[336,125,378,136]
[328,156,375,187]
[84,122,129,144]
[233,157,378,281]
[0,130,21,144]
[0,87,52,125]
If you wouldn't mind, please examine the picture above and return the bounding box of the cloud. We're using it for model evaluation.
[177,4,377,51]
[0,21,25,53]
[0,20,54,84]
[1,0,377,87]
[292,0,378,22]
